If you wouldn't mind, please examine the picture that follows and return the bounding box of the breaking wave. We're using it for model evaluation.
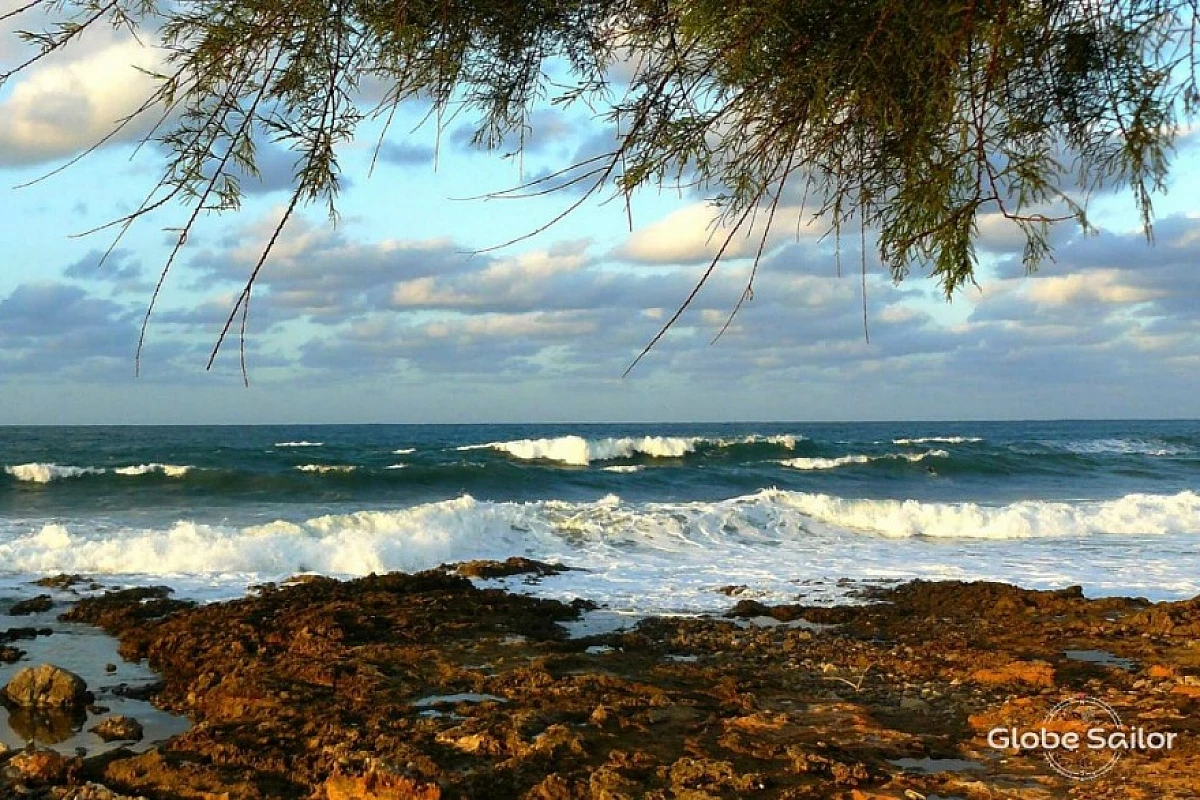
[892,436,982,445]
[2,489,1194,577]
[275,441,324,448]
[459,433,803,466]
[295,464,357,474]
[5,463,106,483]
[113,464,193,478]
[780,450,948,471]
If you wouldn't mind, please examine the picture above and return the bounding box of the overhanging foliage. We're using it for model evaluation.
[3,0,1197,374]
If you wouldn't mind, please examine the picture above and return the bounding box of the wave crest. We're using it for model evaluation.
[780,450,948,471]
[5,463,105,483]
[461,433,803,466]
[113,464,193,478]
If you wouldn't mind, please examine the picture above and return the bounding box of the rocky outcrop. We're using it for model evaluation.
[3,748,78,785]
[8,594,53,615]
[90,715,144,742]
[2,663,91,708]
[5,575,1200,798]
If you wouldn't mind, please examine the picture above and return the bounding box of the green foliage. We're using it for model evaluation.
[3,0,1198,370]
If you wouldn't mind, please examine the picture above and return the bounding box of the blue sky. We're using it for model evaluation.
[1,9,1198,424]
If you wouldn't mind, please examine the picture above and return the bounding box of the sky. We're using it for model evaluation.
[1,7,1198,424]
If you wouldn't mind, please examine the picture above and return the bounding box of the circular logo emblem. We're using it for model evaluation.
[1042,696,1123,780]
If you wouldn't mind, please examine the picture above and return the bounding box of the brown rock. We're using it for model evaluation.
[59,783,149,800]
[4,748,77,784]
[0,645,22,663]
[453,557,572,579]
[969,660,1055,688]
[90,715,145,741]
[8,595,53,615]
[525,774,574,799]
[2,663,91,708]
[321,772,441,799]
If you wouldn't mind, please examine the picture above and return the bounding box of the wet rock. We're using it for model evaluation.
[2,663,91,708]
[969,660,1055,688]
[3,747,77,785]
[453,557,574,579]
[8,595,53,616]
[50,574,1200,800]
[1,626,41,642]
[34,574,89,590]
[90,715,144,742]
[321,772,442,799]
[59,783,150,800]
[0,645,23,663]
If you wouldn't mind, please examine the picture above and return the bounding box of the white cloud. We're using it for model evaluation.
[1025,270,1162,306]
[617,202,826,265]
[0,37,162,166]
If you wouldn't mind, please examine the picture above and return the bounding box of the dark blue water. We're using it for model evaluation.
[2,420,1196,515]
[1,421,1197,608]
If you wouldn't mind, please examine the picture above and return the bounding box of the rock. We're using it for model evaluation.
[34,574,88,590]
[2,663,91,708]
[8,595,53,615]
[321,772,442,799]
[968,660,1055,688]
[105,663,118,673]
[90,715,144,742]
[60,783,150,800]
[0,645,23,663]
[3,748,76,784]
[453,557,573,579]
[1,627,40,641]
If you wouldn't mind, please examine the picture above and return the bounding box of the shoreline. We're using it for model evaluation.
[3,566,1199,798]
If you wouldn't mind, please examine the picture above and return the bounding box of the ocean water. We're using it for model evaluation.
[1,420,1198,612]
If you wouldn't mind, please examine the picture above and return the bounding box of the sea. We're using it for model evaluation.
[1,420,1198,612]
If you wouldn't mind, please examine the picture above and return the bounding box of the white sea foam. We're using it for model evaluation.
[392,448,416,455]
[1,490,1196,609]
[460,433,802,466]
[1055,438,1189,457]
[463,435,701,465]
[113,464,193,478]
[717,434,804,449]
[4,463,105,483]
[295,464,356,473]
[385,464,409,470]
[275,441,323,448]
[780,450,948,470]
[893,437,982,445]
[775,489,1200,539]
[602,465,643,473]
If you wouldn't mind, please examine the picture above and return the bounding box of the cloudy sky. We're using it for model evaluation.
[1,7,1198,424]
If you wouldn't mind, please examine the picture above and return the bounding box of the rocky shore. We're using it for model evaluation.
[3,565,1199,799]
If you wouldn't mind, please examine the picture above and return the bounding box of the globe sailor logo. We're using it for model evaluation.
[986,694,1180,781]
[1040,696,1124,780]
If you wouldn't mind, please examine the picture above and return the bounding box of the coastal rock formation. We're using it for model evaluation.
[2,664,91,709]
[6,575,1197,798]
[8,594,54,616]
[3,747,78,785]
[90,716,144,742]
